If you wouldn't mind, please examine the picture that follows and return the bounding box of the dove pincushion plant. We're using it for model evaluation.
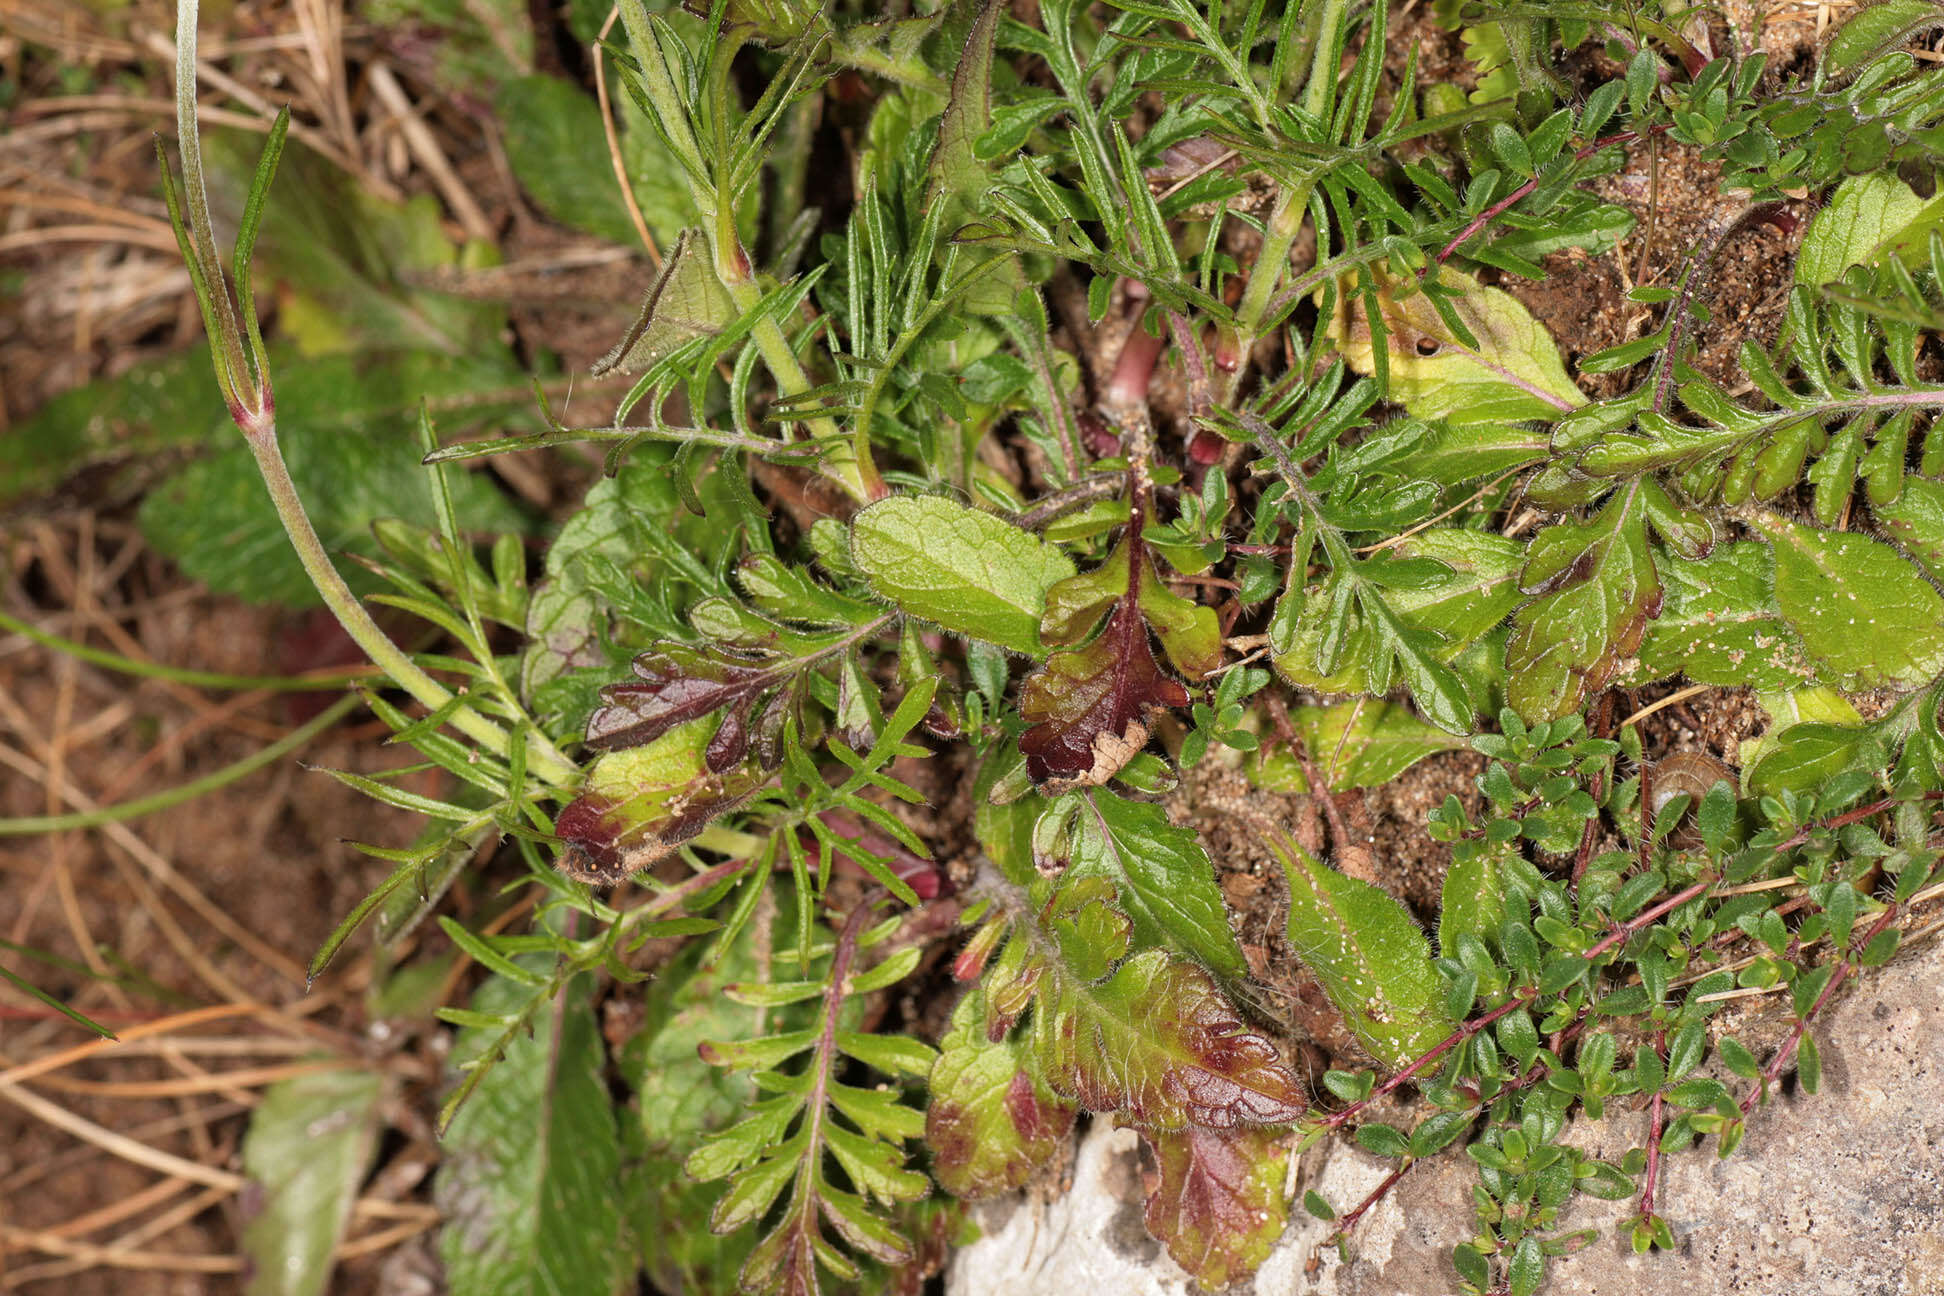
[144,0,1944,1292]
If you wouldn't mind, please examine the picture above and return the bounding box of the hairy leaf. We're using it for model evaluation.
[1875,474,1944,583]
[1439,845,1509,958]
[239,1066,383,1296]
[1754,511,1944,690]
[585,642,794,755]
[618,939,778,1295]
[1021,524,1212,787]
[850,496,1076,655]
[1823,0,1944,79]
[554,715,769,884]
[1623,543,1816,691]
[1021,593,1188,787]
[928,0,1004,232]
[687,910,932,1296]
[1140,1123,1289,1292]
[437,968,625,1296]
[1252,700,1468,792]
[594,229,738,376]
[1051,790,1245,980]
[1506,488,1661,720]
[1795,173,1934,286]
[1033,939,1306,1129]
[520,454,744,726]
[926,985,1076,1198]
[1271,827,1455,1069]
[1273,530,1521,698]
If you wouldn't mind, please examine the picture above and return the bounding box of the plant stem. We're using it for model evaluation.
[1638,1028,1667,1227]
[1738,904,1900,1115]
[1222,180,1311,404]
[613,0,876,502]
[1322,990,1539,1130]
[167,0,579,790]
[0,609,377,691]
[1334,1158,1415,1237]
[242,428,579,787]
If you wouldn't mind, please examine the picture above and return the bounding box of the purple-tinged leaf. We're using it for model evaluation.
[554,716,768,885]
[1021,519,1212,788]
[1140,1123,1290,1291]
[1020,596,1188,788]
[927,986,1077,1198]
[584,642,787,753]
[1034,947,1307,1130]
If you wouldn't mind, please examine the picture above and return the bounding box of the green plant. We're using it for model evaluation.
[113,0,1944,1292]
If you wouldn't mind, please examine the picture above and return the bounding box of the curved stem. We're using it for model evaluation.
[0,608,377,692]
[244,430,579,787]
[167,0,579,790]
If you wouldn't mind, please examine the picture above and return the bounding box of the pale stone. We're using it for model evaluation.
[949,937,1944,1296]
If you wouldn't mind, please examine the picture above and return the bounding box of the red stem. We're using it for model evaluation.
[1584,877,1715,963]
[1321,991,1537,1130]
[1334,1159,1415,1236]
[1738,905,1900,1115]
[1433,125,1673,266]
[1769,791,1944,856]
[1638,1028,1667,1225]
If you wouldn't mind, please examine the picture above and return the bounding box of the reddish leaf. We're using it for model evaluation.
[554,716,768,885]
[927,986,1077,1198]
[585,642,791,764]
[1141,1123,1289,1290]
[741,1205,824,1296]
[1033,947,1308,1129]
[1020,596,1188,787]
[1021,520,1212,788]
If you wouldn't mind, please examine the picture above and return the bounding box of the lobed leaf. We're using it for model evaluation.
[1621,543,1815,691]
[1754,512,1944,691]
[1506,488,1661,720]
[1034,947,1307,1130]
[926,986,1077,1198]
[1054,790,1246,980]
[1251,699,1468,792]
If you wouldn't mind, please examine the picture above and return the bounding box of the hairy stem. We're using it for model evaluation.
[167,0,578,789]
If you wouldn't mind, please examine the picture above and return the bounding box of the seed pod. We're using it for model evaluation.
[1648,751,1737,849]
